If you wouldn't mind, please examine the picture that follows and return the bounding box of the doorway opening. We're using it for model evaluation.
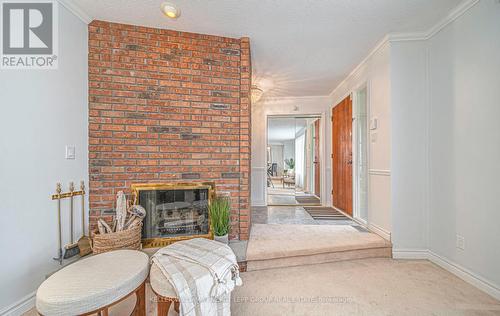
[331,86,369,222]
[266,115,322,206]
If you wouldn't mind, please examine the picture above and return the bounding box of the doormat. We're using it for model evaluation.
[295,196,321,204]
[303,207,350,220]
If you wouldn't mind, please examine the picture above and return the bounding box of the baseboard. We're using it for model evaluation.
[427,250,500,301]
[0,291,35,316]
[331,209,391,242]
[368,223,391,241]
[352,217,367,226]
[392,249,429,259]
[392,249,500,300]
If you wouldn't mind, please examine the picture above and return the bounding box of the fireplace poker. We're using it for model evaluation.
[63,182,80,259]
[52,183,63,265]
[77,181,92,257]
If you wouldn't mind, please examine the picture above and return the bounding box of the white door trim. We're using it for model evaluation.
[265,114,326,206]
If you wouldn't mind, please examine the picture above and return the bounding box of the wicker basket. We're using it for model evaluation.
[91,224,142,254]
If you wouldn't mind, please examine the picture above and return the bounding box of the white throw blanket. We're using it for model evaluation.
[152,238,242,316]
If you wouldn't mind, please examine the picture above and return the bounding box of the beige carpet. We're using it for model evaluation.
[232,258,500,316]
[246,224,391,261]
[24,259,500,315]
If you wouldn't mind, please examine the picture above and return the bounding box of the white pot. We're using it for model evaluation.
[214,234,229,244]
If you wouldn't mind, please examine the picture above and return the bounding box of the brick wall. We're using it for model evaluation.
[88,20,251,240]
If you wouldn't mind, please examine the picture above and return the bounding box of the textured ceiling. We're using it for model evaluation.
[72,0,461,97]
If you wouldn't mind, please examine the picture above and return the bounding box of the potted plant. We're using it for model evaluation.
[285,158,295,172]
[209,195,231,244]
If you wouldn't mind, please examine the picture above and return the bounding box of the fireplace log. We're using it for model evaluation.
[126,218,142,230]
[98,218,112,234]
[115,191,127,232]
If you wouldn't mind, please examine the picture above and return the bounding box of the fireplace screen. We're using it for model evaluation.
[132,183,214,248]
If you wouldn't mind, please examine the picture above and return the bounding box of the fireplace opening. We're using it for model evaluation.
[131,182,215,248]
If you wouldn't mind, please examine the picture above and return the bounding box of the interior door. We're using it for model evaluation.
[331,96,353,215]
[313,119,321,197]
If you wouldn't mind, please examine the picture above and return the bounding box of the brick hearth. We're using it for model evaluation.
[88,20,251,240]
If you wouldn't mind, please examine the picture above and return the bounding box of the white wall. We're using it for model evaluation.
[388,0,500,299]
[251,96,331,206]
[426,0,500,292]
[390,40,429,250]
[0,5,88,314]
[329,41,392,238]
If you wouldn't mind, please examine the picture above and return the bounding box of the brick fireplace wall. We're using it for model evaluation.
[88,21,251,240]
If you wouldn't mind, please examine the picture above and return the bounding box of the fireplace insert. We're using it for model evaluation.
[131,182,215,248]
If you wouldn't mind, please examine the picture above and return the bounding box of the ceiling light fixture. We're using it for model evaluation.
[161,2,180,19]
[251,85,264,104]
[258,78,274,91]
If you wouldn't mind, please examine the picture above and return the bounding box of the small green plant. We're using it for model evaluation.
[209,196,231,236]
[285,158,295,170]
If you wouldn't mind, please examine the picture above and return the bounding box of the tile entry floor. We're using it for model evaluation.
[267,193,298,205]
[266,188,321,206]
[252,205,355,226]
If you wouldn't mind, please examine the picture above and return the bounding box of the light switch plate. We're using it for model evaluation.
[65,145,76,160]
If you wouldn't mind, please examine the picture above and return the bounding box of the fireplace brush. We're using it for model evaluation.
[51,181,86,264]
[63,182,80,259]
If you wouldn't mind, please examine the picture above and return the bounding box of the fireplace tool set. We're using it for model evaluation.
[51,181,91,265]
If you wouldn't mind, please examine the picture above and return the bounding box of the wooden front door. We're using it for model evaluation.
[331,96,353,215]
[313,119,321,197]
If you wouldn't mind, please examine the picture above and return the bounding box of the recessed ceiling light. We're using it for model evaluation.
[161,2,180,19]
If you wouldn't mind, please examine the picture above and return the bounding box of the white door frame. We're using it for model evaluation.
[352,82,370,224]
[264,113,326,206]
[328,81,370,226]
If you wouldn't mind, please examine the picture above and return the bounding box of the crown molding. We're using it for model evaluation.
[329,35,390,98]
[329,0,480,97]
[388,0,480,42]
[386,32,428,42]
[426,0,480,39]
[58,0,93,24]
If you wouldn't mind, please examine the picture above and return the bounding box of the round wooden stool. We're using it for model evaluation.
[36,250,149,316]
[150,263,180,315]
